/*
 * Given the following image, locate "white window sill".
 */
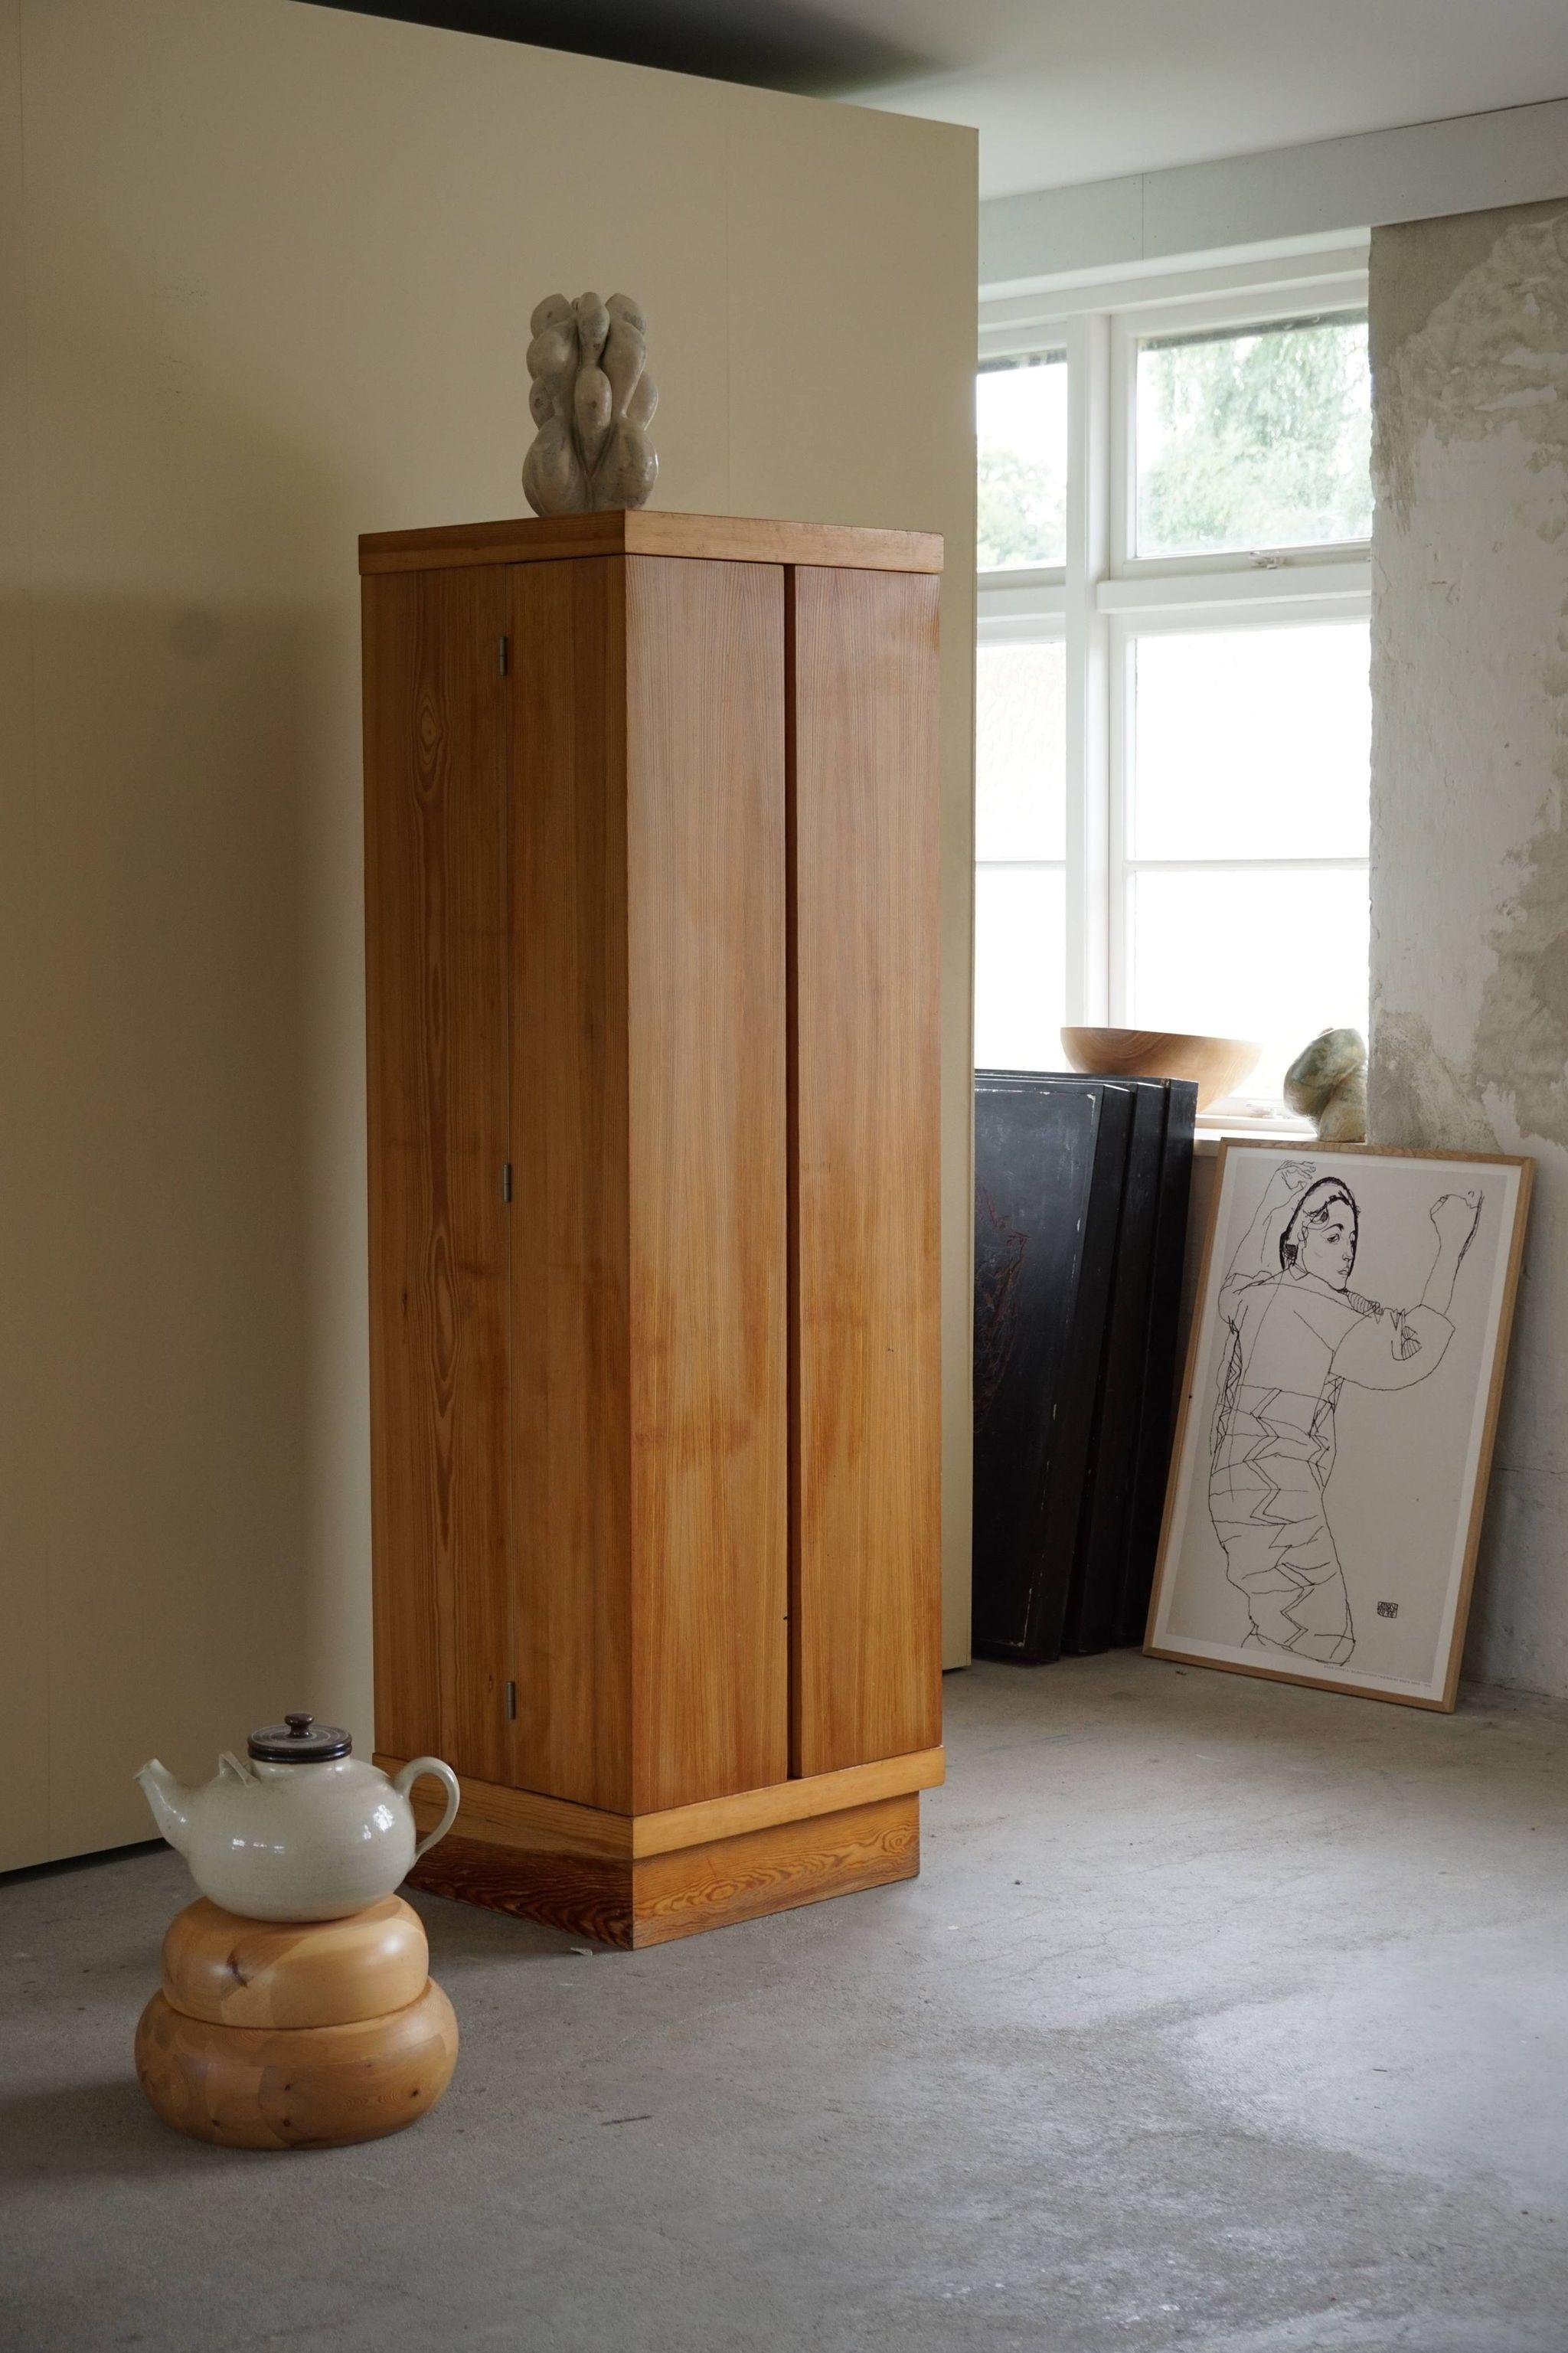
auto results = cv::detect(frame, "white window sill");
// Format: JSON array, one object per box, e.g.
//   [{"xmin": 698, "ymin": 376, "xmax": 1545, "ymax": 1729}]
[{"xmin": 1194, "ymin": 1116, "xmax": 1315, "ymax": 1158}]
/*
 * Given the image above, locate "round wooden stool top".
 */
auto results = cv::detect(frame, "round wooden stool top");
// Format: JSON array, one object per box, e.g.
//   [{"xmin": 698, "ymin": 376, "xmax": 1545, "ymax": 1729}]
[{"xmin": 161, "ymin": 1894, "xmax": 429, "ymax": 2028}]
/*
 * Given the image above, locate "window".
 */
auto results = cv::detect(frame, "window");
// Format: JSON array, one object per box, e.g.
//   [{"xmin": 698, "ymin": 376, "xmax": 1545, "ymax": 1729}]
[
  {"xmin": 977, "ymin": 353, "xmax": 1068, "ymax": 570},
  {"xmin": 975, "ymin": 257, "xmax": 1373, "ymax": 1117},
  {"xmin": 1135, "ymin": 312, "xmax": 1373, "ymax": 557},
  {"xmin": 975, "ymin": 637, "xmax": 1067, "ymax": 1067}
]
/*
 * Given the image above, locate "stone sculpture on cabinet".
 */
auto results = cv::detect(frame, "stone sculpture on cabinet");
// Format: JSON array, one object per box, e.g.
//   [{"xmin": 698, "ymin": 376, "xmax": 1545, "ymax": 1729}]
[{"xmin": 523, "ymin": 290, "xmax": 658, "ymax": 515}]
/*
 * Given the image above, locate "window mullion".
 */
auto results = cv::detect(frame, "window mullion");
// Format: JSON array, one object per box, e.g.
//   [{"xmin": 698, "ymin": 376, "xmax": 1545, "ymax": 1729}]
[
  {"xmin": 1063, "ymin": 309, "xmax": 1110, "ymax": 1025},
  {"xmin": 1125, "ymin": 855, "xmax": 1370, "ymax": 873},
  {"xmin": 1108, "ymin": 620, "xmax": 1131, "ymax": 1025},
  {"xmin": 974, "ymin": 858, "xmax": 1068, "ymax": 873}
]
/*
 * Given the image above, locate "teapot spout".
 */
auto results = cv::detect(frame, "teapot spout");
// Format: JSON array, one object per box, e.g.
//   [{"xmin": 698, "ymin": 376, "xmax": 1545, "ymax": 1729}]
[{"xmin": 136, "ymin": 1759, "xmax": 194, "ymax": 1855}]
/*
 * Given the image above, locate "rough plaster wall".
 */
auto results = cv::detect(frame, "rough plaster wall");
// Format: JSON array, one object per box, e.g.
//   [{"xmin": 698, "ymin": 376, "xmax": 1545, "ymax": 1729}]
[{"xmin": 1370, "ymin": 199, "xmax": 1568, "ymax": 1695}]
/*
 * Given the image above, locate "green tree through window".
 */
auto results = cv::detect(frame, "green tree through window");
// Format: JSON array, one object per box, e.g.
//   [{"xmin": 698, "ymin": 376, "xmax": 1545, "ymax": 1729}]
[
  {"xmin": 977, "ymin": 354, "xmax": 1067, "ymax": 571},
  {"xmin": 1137, "ymin": 313, "xmax": 1371, "ymax": 557},
  {"xmin": 978, "ymin": 446, "xmax": 1067, "ymax": 570}
]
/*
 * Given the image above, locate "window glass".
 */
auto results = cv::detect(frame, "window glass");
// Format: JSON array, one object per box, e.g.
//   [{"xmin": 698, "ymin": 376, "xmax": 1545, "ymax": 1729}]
[
  {"xmin": 976, "ymin": 639, "xmax": 1067, "ymax": 861},
  {"xmin": 975, "ymin": 866, "xmax": 1067, "ymax": 1072},
  {"xmin": 1130, "ymin": 622, "xmax": 1369, "ymax": 862},
  {"xmin": 978, "ymin": 355, "xmax": 1067, "ymax": 572},
  {"xmin": 1127, "ymin": 865, "xmax": 1369, "ymax": 1103},
  {"xmin": 1135, "ymin": 312, "xmax": 1371, "ymax": 558}
]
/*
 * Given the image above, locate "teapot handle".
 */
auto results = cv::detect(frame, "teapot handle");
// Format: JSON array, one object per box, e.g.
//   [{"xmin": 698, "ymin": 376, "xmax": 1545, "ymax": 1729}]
[{"xmin": 392, "ymin": 1757, "xmax": 461, "ymax": 1861}]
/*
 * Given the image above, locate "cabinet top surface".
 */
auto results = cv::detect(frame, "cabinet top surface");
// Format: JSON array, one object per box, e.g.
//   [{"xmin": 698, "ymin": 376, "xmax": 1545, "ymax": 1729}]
[{"xmin": 358, "ymin": 510, "xmax": 944, "ymax": 577}]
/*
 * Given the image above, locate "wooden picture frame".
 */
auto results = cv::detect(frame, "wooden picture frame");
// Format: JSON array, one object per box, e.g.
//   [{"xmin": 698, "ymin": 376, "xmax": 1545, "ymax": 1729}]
[{"xmin": 1145, "ymin": 1140, "xmax": 1533, "ymax": 1710}]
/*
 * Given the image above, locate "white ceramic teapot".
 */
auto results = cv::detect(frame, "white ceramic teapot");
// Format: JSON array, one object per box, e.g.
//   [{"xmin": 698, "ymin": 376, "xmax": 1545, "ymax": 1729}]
[{"xmin": 136, "ymin": 1713, "xmax": 460, "ymax": 1922}]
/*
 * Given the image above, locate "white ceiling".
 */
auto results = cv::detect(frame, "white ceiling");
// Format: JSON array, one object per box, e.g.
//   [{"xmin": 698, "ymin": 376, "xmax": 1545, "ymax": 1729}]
[
  {"xmin": 846, "ymin": 0, "xmax": 1568, "ymax": 197},
  {"xmin": 336, "ymin": 2, "xmax": 1568, "ymax": 201}
]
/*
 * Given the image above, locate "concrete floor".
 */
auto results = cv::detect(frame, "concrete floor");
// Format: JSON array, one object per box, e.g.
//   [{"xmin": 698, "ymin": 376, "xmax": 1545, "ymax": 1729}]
[{"xmin": 5, "ymin": 1655, "xmax": 1568, "ymax": 2353}]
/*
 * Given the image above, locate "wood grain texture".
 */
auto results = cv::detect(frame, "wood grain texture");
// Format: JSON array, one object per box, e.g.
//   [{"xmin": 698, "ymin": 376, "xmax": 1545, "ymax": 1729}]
[
  {"xmin": 364, "ymin": 567, "xmax": 511, "ymax": 1781},
  {"xmin": 631, "ymin": 1793, "xmax": 918, "ymax": 1947},
  {"xmin": 508, "ymin": 557, "xmax": 632, "ymax": 1809},
  {"xmin": 789, "ymin": 566, "xmax": 943, "ymax": 1776},
  {"xmin": 1060, "ymin": 1026, "xmax": 1261, "ymax": 1113},
  {"xmin": 135, "ymin": 1980, "xmax": 458, "ymax": 2149},
  {"xmin": 381, "ymin": 1745, "xmax": 943, "ymax": 1858},
  {"xmin": 405, "ymin": 1831, "xmax": 635, "ymax": 1947},
  {"xmin": 624, "ymin": 556, "xmax": 789, "ymax": 1810},
  {"xmin": 379, "ymin": 1751, "xmax": 633, "ymax": 1856},
  {"xmin": 508, "ymin": 554, "xmax": 788, "ymax": 1812},
  {"xmin": 160, "ymin": 1896, "xmax": 428, "ymax": 2029},
  {"xmin": 368, "ymin": 536, "xmax": 938, "ymax": 1871},
  {"xmin": 360, "ymin": 512, "xmax": 943, "ymax": 577},
  {"xmin": 404, "ymin": 1797, "xmax": 921, "ymax": 1947},
  {"xmin": 629, "ymin": 1744, "xmax": 942, "ymax": 1856}
]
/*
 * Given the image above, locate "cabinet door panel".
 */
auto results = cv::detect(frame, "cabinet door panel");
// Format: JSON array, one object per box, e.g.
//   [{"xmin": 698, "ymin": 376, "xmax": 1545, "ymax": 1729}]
[
  {"xmin": 364, "ymin": 567, "xmax": 512, "ymax": 1780},
  {"xmin": 626, "ymin": 556, "xmax": 789, "ymax": 1811},
  {"xmin": 508, "ymin": 557, "xmax": 634, "ymax": 1812},
  {"xmin": 789, "ymin": 566, "xmax": 942, "ymax": 1775}
]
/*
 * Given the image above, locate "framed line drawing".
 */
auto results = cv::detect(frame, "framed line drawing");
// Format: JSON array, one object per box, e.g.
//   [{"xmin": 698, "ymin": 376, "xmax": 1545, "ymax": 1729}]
[{"xmin": 1145, "ymin": 1142, "xmax": 1532, "ymax": 1710}]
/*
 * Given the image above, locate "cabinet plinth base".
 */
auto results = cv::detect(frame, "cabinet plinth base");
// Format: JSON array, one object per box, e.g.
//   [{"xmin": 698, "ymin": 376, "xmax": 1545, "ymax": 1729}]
[
  {"xmin": 409, "ymin": 1838, "xmax": 636, "ymax": 1946},
  {"xmin": 381, "ymin": 1749, "xmax": 942, "ymax": 1949}
]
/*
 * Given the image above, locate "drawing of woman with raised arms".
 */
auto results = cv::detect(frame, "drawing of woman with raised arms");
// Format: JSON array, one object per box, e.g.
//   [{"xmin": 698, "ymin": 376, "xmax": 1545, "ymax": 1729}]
[{"xmin": 1209, "ymin": 1161, "xmax": 1481, "ymax": 1665}]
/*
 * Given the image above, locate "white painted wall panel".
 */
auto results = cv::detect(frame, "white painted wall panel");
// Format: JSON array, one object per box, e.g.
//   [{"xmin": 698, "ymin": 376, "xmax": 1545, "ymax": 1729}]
[{"xmin": 3, "ymin": 0, "xmax": 976, "ymax": 1866}]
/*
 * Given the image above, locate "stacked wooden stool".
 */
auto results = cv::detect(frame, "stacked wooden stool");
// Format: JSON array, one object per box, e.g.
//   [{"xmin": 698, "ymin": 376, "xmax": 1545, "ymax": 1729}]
[{"xmin": 135, "ymin": 1894, "xmax": 457, "ymax": 2150}]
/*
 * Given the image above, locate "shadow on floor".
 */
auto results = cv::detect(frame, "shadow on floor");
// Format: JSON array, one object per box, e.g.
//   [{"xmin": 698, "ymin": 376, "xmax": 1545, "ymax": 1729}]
[
  {"xmin": 0, "ymin": 1840, "xmax": 167, "ymax": 1890},
  {"xmin": 0, "ymin": 2081, "xmax": 234, "ymax": 2182},
  {"xmin": 407, "ymin": 1889, "xmax": 599, "ymax": 1967}
]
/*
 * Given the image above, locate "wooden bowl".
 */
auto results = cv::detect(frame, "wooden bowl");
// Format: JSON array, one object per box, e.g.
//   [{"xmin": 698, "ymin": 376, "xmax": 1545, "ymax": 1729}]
[{"xmin": 1059, "ymin": 1027, "xmax": 1262, "ymax": 1113}]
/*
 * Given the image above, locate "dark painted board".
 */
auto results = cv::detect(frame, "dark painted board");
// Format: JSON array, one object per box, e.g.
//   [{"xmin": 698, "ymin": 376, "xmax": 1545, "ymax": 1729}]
[
  {"xmin": 974, "ymin": 1068, "xmax": 1199, "ymax": 1663},
  {"xmin": 972, "ymin": 1080, "xmax": 1097, "ymax": 1660},
  {"xmin": 1116, "ymin": 1078, "xmax": 1197, "ymax": 1646},
  {"xmin": 1060, "ymin": 1077, "xmax": 1168, "ymax": 1655},
  {"xmin": 971, "ymin": 1076, "xmax": 1132, "ymax": 1662},
  {"xmin": 1040, "ymin": 1083, "xmax": 1135, "ymax": 1660}
]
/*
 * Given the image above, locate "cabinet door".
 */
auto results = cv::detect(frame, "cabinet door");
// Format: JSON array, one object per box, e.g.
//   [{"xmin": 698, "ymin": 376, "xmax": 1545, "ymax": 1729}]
[
  {"xmin": 508, "ymin": 555, "xmax": 789, "ymax": 1815},
  {"xmin": 364, "ymin": 567, "xmax": 513, "ymax": 1781},
  {"xmin": 789, "ymin": 565, "xmax": 942, "ymax": 1775},
  {"xmin": 624, "ymin": 555, "xmax": 789, "ymax": 1812},
  {"xmin": 508, "ymin": 556, "xmax": 634, "ymax": 1811}
]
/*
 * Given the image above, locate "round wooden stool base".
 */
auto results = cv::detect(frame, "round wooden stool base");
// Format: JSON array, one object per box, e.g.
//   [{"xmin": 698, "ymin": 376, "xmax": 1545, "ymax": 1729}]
[
  {"xmin": 136, "ymin": 1895, "xmax": 456, "ymax": 2150},
  {"xmin": 136, "ymin": 1977, "xmax": 459, "ymax": 2149}
]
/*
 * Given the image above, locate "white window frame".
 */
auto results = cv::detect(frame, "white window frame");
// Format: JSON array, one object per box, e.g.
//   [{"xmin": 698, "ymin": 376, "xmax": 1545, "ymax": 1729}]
[{"xmin": 977, "ymin": 244, "xmax": 1372, "ymax": 1119}]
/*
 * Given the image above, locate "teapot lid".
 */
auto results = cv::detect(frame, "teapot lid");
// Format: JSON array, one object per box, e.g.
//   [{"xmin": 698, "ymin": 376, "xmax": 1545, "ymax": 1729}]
[{"xmin": 247, "ymin": 1711, "xmax": 352, "ymax": 1763}]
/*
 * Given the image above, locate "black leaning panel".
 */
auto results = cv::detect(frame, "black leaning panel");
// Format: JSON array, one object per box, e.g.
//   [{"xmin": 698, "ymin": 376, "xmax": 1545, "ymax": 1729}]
[
  {"xmin": 971, "ymin": 1069, "xmax": 1198, "ymax": 1664},
  {"xmin": 971, "ymin": 1074, "xmax": 1132, "ymax": 1662},
  {"xmin": 1060, "ymin": 1077, "xmax": 1168, "ymax": 1655},
  {"xmin": 1116, "ymin": 1077, "xmax": 1198, "ymax": 1646}
]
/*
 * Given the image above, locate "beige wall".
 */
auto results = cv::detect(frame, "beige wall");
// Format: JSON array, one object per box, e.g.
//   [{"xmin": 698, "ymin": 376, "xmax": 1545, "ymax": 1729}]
[
  {"xmin": 1, "ymin": 0, "xmax": 976, "ymax": 1868},
  {"xmin": 1369, "ymin": 199, "xmax": 1568, "ymax": 1698}
]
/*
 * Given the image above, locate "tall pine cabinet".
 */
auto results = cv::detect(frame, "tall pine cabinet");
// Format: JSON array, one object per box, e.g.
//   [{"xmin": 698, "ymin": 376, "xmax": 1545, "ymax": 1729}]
[{"xmin": 360, "ymin": 511, "xmax": 942, "ymax": 1946}]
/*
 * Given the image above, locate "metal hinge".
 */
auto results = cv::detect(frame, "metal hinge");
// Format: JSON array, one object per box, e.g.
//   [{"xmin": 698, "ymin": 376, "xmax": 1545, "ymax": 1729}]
[
  {"xmin": 502, "ymin": 1162, "xmax": 513, "ymax": 1203},
  {"xmin": 498, "ymin": 635, "xmax": 508, "ymax": 676},
  {"xmin": 505, "ymin": 1679, "xmax": 518, "ymax": 1721}
]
